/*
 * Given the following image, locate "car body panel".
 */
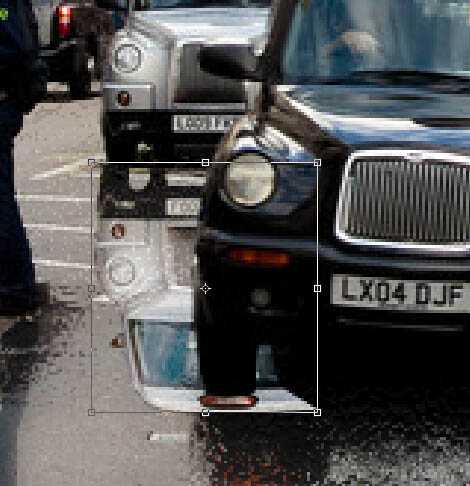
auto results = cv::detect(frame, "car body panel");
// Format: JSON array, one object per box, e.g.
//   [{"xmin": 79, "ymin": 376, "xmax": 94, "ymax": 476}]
[
  {"xmin": 103, "ymin": 7, "xmax": 269, "ymax": 110},
  {"xmin": 102, "ymin": 5, "xmax": 270, "ymax": 159},
  {"xmin": 196, "ymin": 0, "xmax": 470, "ymax": 338}
]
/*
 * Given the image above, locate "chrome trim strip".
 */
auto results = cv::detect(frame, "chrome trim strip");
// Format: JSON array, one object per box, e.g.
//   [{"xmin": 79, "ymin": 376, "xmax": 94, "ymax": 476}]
[{"xmin": 335, "ymin": 149, "xmax": 470, "ymax": 253}]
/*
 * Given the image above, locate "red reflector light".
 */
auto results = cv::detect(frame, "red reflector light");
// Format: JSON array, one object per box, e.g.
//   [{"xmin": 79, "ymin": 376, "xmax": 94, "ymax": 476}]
[
  {"xmin": 57, "ymin": 5, "xmax": 72, "ymax": 39},
  {"xmin": 110, "ymin": 334, "xmax": 126, "ymax": 348},
  {"xmin": 117, "ymin": 91, "xmax": 131, "ymax": 107},
  {"xmin": 111, "ymin": 224, "xmax": 125, "ymax": 239},
  {"xmin": 227, "ymin": 248, "xmax": 290, "ymax": 267},
  {"xmin": 200, "ymin": 395, "xmax": 258, "ymax": 409}
]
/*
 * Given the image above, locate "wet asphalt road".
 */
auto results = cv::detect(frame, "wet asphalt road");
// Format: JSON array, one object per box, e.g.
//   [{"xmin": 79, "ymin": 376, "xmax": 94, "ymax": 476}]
[{"xmin": 2, "ymin": 83, "xmax": 470, "ymax": 485}]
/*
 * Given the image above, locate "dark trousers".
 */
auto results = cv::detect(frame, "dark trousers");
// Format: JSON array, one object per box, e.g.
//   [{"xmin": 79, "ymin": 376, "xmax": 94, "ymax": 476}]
[{"xmin": 0, "ymin": 107, "xmax": 35, "ymax": 309}]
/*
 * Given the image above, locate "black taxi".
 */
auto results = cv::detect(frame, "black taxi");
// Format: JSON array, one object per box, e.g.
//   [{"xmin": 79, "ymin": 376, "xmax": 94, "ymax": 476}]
[{"xmin": 194, "ymin": 0, "xmax": 470, "ymax": 397}]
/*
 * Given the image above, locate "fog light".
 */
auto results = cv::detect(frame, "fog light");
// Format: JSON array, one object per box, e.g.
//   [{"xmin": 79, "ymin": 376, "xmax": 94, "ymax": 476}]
[
  {"xmin": 117, "ymin": 90, "xmax": 131, "ymax": 107},
  {"xmin": 199, "ymin": 395, "xmax": 257, "ymax": 409},
  {"xmin": 128, "ymin": 167, "xmax": 151, "ymax": 191},
  {"xmin": 111, "ymin": 223, "xmax": 125, "ymax": 239},
  {"xmin": 227, "ymin": 248, "xmax": 290, "ymax": 267},
  {"xmin": 251, "ymin": 288, "xmax": 270, "ymax": 308}
]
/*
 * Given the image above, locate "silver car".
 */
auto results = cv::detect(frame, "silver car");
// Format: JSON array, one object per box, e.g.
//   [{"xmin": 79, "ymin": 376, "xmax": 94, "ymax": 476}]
[{"xmin": 101, "ymin": 0, "xmax": 271, "ymax": 162}]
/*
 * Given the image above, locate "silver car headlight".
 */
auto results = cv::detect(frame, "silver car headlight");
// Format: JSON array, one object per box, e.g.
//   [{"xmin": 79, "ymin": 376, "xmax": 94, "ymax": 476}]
[
  {"xmin": 113, "ymin": 44, "xmax": 142, "ymax": 73},
  {"xmin": 224, "ymin": 155, "xmax": 275, "ymax": 206}
]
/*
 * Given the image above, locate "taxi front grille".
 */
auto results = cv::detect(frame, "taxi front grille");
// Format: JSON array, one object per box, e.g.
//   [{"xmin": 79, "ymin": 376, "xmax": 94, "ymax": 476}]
[
  {"xmin": 336, "ymin": 150, "xmax": 470, "ymax": 250},
  {"xmin": 173, "ymin": 43, "xmax": 246, "ymax": 104}
]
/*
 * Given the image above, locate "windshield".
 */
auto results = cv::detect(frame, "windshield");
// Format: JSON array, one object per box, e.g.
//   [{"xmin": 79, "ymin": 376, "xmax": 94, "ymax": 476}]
[
  {"xmin": 282, "ymin": 0, "xmax": 470, "ymax": 84},
  {"xmin": 136, "ymin": 0, "xmax": 271, "ymax": 9}
]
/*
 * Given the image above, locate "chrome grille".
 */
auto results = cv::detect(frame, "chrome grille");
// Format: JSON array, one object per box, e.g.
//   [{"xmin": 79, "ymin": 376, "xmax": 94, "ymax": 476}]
[
  {"xmin": 336, "ymin": 150, "xmax": 470, "ymax": 249},
  {"xmin": 173, "ymin": 43, "xmax": 246, "ymax": 104}
]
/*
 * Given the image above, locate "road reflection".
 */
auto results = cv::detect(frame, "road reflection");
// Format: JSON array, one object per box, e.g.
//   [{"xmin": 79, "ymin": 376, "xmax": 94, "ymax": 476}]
[{"xmin": 190, "ymin": 335, "xmax": 470, "ymax": 485}]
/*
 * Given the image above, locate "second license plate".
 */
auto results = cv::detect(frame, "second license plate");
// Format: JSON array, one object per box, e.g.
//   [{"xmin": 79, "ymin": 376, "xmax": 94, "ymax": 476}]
[
  {"xmin": 172, "ymin": 114, "xmax": 239, "ymax": 133},
  {"xmin": 331, "ymin": 274, "xmax": 470, "ymax": 312},
  {"xmin": 165, "ymin": 198, "xmax": 201, "ymax": 217}
]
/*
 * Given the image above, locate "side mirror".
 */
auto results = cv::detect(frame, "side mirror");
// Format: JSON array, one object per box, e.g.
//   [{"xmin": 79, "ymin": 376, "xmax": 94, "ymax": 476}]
[{"xmin": 199, "ymin": 45, "xmax": 265, "ymax": 81}]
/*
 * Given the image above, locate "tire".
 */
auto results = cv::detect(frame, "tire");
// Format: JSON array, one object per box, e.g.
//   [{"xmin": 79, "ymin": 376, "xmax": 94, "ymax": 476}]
[
  {"xmin": 273, "ymin": 324, "xmax": 319, "ymax": 402},
  {"xmin": 196, "ymin": 296, "xmax": 257, "ymax": 396},
  {"xmin": 68, "ymin": 40, "xmax": 92, "ymax": 99}
]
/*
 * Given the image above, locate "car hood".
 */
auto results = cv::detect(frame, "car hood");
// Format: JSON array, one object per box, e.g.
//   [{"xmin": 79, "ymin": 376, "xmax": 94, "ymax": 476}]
[
  {"xmin": 281, "ymin": 84, "xmax": 470, "ymax": 150},
  {"xmin": 132, "ymin": 7, "xmax": 269, "ymax": 42}
]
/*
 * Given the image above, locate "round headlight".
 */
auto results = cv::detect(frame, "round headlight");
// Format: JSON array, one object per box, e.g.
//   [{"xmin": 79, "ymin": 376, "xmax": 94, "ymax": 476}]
[
  {"xmin": 224, "ymin": 155, "xmax": 275, "ymax": 206},
  {"xmin": 114, "ymin": 44, "xmax": 142, "ymax": 73}
]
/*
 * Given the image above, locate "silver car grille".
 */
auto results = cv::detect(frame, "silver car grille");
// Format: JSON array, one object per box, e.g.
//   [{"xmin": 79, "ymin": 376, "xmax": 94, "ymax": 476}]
[
  {"xmin": 172, "ymin": 43, "xmax": 246, "ymax": 105},
  {"xmin": 335, "ymin": 150, "xmax": 470, "ymax": 251}
]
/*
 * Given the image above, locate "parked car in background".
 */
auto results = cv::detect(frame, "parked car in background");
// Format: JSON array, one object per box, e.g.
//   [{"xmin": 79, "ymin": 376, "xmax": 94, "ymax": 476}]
[
  {"xmin": 33, "ymin": 0, "xmax": 115, "ymax": 98},
  {"xmin": 100, "ymin": 0, "xmax": 271, "ymax": 163},
  {"xmin": 195, "ymin": 0, "xmax": 470, "ymax": 398}
]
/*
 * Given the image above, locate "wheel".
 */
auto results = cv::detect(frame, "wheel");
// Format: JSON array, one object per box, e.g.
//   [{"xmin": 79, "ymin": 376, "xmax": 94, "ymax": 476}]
[
  {"xmin": 68, "ymin": 40, "xmax": 92, "ymax": 99},
  {"xmin": 196, "ymin": 295, "xmax": 257, "ymax": 396}
]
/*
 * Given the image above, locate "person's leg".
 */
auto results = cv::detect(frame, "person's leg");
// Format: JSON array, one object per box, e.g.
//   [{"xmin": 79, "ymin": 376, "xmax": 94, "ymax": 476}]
[{"xmin": 0, "ymin": 136, "xmax": 35, "ymax": 311}]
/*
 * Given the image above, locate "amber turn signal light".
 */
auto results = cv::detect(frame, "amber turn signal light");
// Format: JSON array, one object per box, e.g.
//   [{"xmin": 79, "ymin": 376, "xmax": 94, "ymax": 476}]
[{"xmin": 227, "ymin": 248, "xmax": 290, "ymax": 267}]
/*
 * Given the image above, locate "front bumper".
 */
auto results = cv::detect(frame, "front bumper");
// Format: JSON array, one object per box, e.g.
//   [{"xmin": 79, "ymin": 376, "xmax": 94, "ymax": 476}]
[
  {"xmin": 39, "ymin": 41, "xmax": 76, "ymax": 81},
  {"xmin": 196, "ymin": 227, "xmax": 470, "ymax": 333}
]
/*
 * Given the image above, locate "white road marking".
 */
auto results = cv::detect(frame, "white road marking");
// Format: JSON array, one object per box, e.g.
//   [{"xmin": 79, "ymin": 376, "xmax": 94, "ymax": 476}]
[
  {"xmin": 16, "ymin": 194, "xmax": 90, "ymax": 203},
  {"xmin": 30, "ymin": 155, "xmax": 104, "ymax": 180},
  {"xmin": 31, "ymin": 161, "xmax": 86, "ymax": 180},
  {"xmin": 25, "ymin": 223, "xmax": 93, "ymax": 234},
  {"xmin": 147, "ymin": 432, "xmax": 189, "ymax": 443},
  {"xmin": 91, "ymin": 294, "xmax": 110, "ymax": 303},
  {"xmin": 75, "ymin": 172, "xmax": 100, "ymax": 179},
  {"xmin": 33, "ymin": 259, "xmax": 91, "ymax": 270}
]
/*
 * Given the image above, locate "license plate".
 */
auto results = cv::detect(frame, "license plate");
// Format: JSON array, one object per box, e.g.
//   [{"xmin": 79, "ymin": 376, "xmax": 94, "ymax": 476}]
[
  {"xmin": 331, "ymin": 274, "xmax": 470, "ymax": 312},
  {"xmin": 165, "ymin": 198, "xmax": 201, "ymax": 217},
  {"xmin": 172, "ymin": 114, "xmax": 239, "ymax": 133}
]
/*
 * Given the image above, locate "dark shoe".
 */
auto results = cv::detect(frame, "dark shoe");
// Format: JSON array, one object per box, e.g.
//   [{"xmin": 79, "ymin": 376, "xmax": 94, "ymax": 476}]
[
  {"xmin": 0, "ymin": 282, "xmax": 49, "ymax": 317},
  {"xmin": 1, "ymin": 317, "xmax": 39, "ymax": 349}
]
